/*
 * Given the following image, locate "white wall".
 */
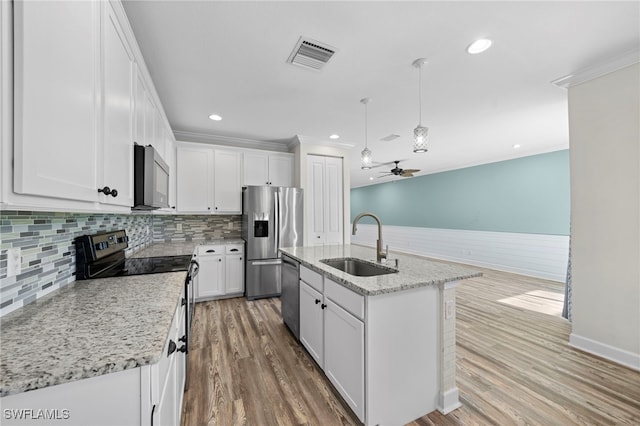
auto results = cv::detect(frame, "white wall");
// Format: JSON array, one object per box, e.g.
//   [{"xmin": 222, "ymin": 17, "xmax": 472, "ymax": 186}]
[
  {"xmin": 293, "ymin": 137, "xmax": 351, "ymax": 245},
  {"xmin": 568, "ymin": 63, "xmax": 640, "ymax": 370}
]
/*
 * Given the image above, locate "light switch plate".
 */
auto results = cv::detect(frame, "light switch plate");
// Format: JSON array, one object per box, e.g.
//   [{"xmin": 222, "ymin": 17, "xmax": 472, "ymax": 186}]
[{"xmin": 176, "ymin": 223, "xmax": 182, "ymax": 231}]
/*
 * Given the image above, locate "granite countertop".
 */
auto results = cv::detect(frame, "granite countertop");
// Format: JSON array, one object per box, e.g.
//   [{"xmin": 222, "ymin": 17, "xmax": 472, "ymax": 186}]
[
  {"xmin": 0, "ymin": 272, "xmax": 186, "ymax": 397},
  {"xmin": 131, "ymin": 238, "xmax": 245, "ymax": 258},
  {"xmin": 280, "ymin": 244, "xmax": 481, "ymax": 296}
]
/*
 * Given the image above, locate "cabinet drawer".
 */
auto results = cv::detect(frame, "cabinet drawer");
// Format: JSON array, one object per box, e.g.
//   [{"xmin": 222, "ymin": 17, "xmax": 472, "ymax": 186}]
[
  {"xmin": 225, "ymin": 244, "xmax": 244, "ymax": 254},
  {"xmin": 300, "ymin": 264, "xmax": 323, "ymax": 292},
  {"xmin": 197, "ymin": 245, "xmax": 225, "ymax": 255},
  {"xmin": 325, "ymin": 278, "xmax": 365, "ymax": 320}
]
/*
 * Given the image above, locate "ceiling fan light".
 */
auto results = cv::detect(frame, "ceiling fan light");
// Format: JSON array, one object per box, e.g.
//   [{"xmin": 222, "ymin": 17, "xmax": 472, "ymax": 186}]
[
  {"xmin": 361, "ymin": 146, "xmax": 373, "ymax": 169},
  {"xmin": 413, "ymin": 125, "xmax": 428, "ymax": 153}
]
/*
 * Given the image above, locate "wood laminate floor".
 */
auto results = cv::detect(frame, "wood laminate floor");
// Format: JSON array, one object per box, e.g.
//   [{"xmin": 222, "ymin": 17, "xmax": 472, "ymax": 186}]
[{"xmin": 181, "ymin": 265, "xmax": 640, "ymax": 426}]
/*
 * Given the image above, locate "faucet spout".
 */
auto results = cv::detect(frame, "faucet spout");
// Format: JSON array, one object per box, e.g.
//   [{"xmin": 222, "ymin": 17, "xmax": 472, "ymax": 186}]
[{"xmin": 352, "ymin": 212, "xmax": 387, "ymax": 263}]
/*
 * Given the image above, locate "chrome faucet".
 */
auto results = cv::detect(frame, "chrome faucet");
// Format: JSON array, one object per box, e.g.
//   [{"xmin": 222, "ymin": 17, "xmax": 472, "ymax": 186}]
[{"xmin": 352, "ymin": 212, "xmax": 387, "ymax": 263}]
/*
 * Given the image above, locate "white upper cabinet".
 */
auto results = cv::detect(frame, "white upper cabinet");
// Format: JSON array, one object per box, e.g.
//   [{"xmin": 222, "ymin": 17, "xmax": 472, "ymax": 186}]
[
  {"xmin": 176, "ymin": 145, "xmax": 213, "ymax": 213},
  {"xmin": 213, "ymin": 150, "xmax": 242, "ymax": 213},
  {"xmin": 10, "ymin": 0, "xmax": 174, "ymax": 212},
  {"xmin": 101, "ymin": 1, "xmax": 134, "ymax": 207},
  {"xmin": 243, "ymin": 151, "xmax": 293, "ymax": 187},
  {"xmin": 13, "ymin": 0, "xmax": 99, "ymax": 202}
]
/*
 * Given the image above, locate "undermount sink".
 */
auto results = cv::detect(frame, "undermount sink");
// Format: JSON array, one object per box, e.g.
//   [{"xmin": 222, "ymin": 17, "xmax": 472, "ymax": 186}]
[{"xmin": 320, "ymin": 257, "xmax": 398, "ymax": 277}]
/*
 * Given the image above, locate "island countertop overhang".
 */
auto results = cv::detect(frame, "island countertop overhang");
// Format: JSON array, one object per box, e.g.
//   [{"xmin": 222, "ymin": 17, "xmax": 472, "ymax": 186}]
[{"xmin": 279, "ymin": 244, "xmax": 481, "ymax": 296}]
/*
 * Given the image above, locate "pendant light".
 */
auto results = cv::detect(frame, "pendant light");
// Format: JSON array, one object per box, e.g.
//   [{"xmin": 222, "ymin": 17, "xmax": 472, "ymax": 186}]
[
  {"xmin": 360, "ymin": 97, "xmax": 373, "ymax": 169},
  {"xmin": 412, "ymin": 58, "xmax": 428, "ymax": 153}
]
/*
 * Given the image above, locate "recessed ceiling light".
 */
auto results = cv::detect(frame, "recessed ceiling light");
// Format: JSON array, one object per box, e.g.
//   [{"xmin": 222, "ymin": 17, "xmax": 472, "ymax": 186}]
[
  {"xmin": 467, "ymin": 38, "xmax": 492, "ymax": 54},
  {"xmin": 369, "ymin": 177, "xmax": 374, "ymax": 181},
  {"xmin": 208, "ymin": 114, "xmax": 222, "ymax": 121},
  {"xmin": 513, "ymin": 144, "xmax": 521, "ymax": 149},
  {"xmin": 329, "ymin": 134, "xmax": 340, "ymax": 140}
]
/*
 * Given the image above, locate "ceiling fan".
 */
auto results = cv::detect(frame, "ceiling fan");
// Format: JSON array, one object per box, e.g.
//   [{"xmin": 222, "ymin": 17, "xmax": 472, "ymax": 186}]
[{"xmin": 379, "ymin": 161, "xmax": 420, "ymax": 178}]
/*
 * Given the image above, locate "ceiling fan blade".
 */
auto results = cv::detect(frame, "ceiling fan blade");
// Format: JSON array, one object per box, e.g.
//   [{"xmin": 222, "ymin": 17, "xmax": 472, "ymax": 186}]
[
  {"xmin": 378, "ymin": 173, "xmax": 393, "ymax": 178},
  {"xmin": 403, "ymin": 169, "xmax": 420, "ymax": 173}
]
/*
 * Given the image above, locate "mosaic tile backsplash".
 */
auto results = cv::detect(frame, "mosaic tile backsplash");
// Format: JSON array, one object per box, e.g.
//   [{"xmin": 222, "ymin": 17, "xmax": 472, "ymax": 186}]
[{"xmin": 0, "ymin": 211, "xmax": 241, "ymax": 316}]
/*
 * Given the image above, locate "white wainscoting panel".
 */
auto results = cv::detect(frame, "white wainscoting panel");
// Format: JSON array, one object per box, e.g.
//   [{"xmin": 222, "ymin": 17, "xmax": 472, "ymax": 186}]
[{"xmin": 350, "ymin": 224, "xmax": 569, "ymax": 282}]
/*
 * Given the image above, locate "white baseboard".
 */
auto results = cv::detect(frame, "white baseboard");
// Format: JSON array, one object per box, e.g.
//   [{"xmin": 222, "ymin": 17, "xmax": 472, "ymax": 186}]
[
  {"xmin": 569, "ymin": 333, "xmax": 640, "ymax": 371},
  {"xmin": 438, "ymin": 387, "xmax": 461, "ymax": 414},
  {"xmin": 351, "ymin": 224, "xmax": 569, "ymax": 282}
]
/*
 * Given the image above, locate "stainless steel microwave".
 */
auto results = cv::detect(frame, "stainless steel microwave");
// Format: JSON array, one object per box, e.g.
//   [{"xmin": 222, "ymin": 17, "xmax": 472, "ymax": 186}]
[{"xmin": 133, "ymin": 144, "xmax": 169, "ymax": 210}]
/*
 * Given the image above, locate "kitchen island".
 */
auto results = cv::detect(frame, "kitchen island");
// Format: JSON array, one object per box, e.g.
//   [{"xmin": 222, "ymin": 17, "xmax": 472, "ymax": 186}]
[{"xmin": 280, "ymin": 244, "xmax": 481, "ymax": 426}]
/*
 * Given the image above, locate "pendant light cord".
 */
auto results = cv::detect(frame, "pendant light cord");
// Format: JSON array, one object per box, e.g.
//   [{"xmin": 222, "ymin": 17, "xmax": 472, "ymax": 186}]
[
  {"xmin": 365, "ymin": 102, "xmax": 368, "ymax": 148},
  {"xmin": 418, "ymin": 64, "xmax": 422, "ymax": 126}
]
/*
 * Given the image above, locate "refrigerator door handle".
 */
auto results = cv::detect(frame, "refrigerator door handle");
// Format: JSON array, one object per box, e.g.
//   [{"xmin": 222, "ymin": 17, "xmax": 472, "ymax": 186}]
[
  {"xmin": 274, "ymin": 190, "xmax": 280, "ymax": 256},
  {"xmin": 251, "ymin": 260, "xmax": 283, "ymax": 266}
]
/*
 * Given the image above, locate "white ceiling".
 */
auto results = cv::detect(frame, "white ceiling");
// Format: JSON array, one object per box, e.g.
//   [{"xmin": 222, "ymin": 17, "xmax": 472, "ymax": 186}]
[{"xmin": 122, "ymin": 1, "xmax": 639, "ymax": 188}]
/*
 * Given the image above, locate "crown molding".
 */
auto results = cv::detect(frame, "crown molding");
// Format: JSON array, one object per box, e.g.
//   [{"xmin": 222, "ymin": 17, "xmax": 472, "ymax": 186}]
[
  {"xmin": 551, "ymin": 48, "xmax": 640, "ymax": 88},
  {"xmin": 293, "ymin": 134, "xmax": 356, "ymax": 150},
  {"xmin": 172, "ymin": 130, "xmax": 292, "ymax": 152}
]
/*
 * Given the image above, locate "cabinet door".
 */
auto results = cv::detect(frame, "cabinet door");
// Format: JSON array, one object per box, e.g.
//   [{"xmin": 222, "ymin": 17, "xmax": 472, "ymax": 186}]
[
  {"xmin": 155, "ymin": 353, "xmax": 177, "ymax": 426},
  {"xmin": 134, "ymin": 71, "xmax": 146, "ymax": 145},
  {"xmin": 225, "ymin": 254, "xmax": 244, "ymax": 294},
  {"xmin": 101, "ymin": 2, "xmax": 134, "ymax": 207},
  {"xmin": 13, "ymin": 0, "xmax": 99, "ymax": 202},
  {"xmin": 324, "ymin": 156, "xmax": 343, "ymax": 244},
  {"xmin": 243, "ymin": 152, "xmax": 269, "ymax": 186},
  {"xmin": 307, "ymin": 155, "xmax": 326, "ymax": 245},
  {"xmin": 268, "ymin": 154, "xmax": 293, "ymax": 187},
  {"xmin": 196, "ymin": 255, "xmax": 225, "ymax": 298},
  {"xmin": 176, "ymin": 146, "xmax": 213, "ymax": 213},
  {"xmin": 213, "ymin": 150, "xmax": 242, "ymax": 213},
  {"xmin": 324, "ymin": 300, "xmax": 365, "ymax": 421},
  {"xmin": 300, "ymin": 281, "xmax": 324, "ymax": 367},
  {"xmin": 164, "ymin": 138, "xmax": 177, "ymax": 210}
]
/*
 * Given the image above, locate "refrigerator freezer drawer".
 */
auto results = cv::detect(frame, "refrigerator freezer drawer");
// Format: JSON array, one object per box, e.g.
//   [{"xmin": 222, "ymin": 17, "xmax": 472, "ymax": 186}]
[{"xmin": 246, "ymin": 259, "xmax": 282, "ymax": 300}]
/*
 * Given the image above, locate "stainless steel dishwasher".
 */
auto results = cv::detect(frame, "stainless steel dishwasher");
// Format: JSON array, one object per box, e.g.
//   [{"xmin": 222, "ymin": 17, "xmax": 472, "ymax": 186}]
[{"xmin": 281, "ymin": 254, "xmax": 300, "ymax": 340}]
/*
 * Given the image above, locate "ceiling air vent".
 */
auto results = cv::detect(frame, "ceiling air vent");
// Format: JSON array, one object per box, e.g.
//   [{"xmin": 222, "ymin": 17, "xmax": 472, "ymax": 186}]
[
  {"xmin": 380, "ymin": 134, "xmax": 401, "ymax": 142},
  {"xmin": 287, "ymin": 37, "xmax": 336, "ymax": 71}
]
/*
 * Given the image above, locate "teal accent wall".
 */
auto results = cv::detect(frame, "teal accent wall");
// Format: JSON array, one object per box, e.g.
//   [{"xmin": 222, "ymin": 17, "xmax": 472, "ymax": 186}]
[{"xmin": 351, "ymin": 150, "xmax": 570, "ymax": 236}]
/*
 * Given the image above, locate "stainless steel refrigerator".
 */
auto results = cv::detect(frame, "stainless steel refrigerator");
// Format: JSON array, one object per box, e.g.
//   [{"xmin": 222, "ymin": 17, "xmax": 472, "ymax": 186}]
[{"xmin": 242, "ymin": 186, "xmax": 303, "ymax": 300}]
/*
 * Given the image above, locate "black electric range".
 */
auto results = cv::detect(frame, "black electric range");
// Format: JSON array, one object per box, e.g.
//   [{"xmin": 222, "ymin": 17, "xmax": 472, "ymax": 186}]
[{"xmin": 75, "ymin": 230, "xmax": 191, "ymax": 279}]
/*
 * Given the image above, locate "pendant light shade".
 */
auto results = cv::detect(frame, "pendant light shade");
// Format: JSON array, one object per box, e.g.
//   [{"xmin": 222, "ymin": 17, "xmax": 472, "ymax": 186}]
[
  {"xmin": 412, "ymin": 58, "xmax": 429, "ymax": 153},
  {"xmin": 360, "ymin": 97, "xmax": 373, "ymax": 169}
]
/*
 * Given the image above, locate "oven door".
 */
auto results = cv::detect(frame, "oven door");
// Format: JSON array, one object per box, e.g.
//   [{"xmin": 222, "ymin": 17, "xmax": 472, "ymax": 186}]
[{"xmin": 184, "ymin": 258, "xmax": 198, "ymax": 389}]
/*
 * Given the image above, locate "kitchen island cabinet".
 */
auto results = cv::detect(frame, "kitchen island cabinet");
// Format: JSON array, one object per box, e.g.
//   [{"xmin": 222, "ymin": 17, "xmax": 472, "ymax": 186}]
[{"xmin": 281, "ymin": 244, "xmax": 481, "ymax": 426}]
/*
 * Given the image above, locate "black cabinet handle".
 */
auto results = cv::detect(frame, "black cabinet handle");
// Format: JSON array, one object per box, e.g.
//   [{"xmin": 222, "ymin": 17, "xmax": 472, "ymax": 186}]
[
  {"xmin": 98, "ymin": 186, "xmax": 111, "ymax": 195},
  {"xmin": 218, "ymin": 258, "xmax": 222, "ymax": 262},
  {"xmin": 206, "ymin": 249, "xmax": 216, "ymax": 253},
  {"xmin": 177, "ymin": 345, "xmax": 187, "ymax": 353},
  {"xmin": 208, "ymin": 207, "xmax": 211, "ymax": 210},
  {"xmin": 315, "ymin": 299, "xmax": 320, "ymax": 304},
  {"xmin": 151, "ymin": 404, "xmax": 156, "ymax": 426},
  {"xmin": 215, "ymin": 207, "xmax": 218, "ymax": 210},
  {"xmin": 110, "ymin": 188, "xmax": 118, "ymax": 197},
  {"xmin": 230, "ymin": 248, "xmax": 238, "ymax": 252},
  {"xmin": 171, "ymin": 206, "xmax": 176, "ymax": 209},
  {"xmin": 168, "ymin": 339, "xmax": 176, "ymax": 356},
  {"xmin": 179, "ymin": 335, "xmax": 186, "ymax": 343},
  {"xmin": 321, "ymin": 303, "xmax": 327, "ymax": 309},
  {"xmin": 181, "ymin": 297, "xmax": 186, "ymax": 306}
]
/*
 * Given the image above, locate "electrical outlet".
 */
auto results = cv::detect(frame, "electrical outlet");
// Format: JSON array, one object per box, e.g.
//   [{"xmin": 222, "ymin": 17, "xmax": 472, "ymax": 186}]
[
  {"xmin": 176, "ymin": 223, "xmax": 182, "ymax": 231},
  {"xmin": 445, "ymin": 300, "xmax": 454, "ymax": 320},
  {"xmin": 6, "ymin": 248, "xmax": 21, "ymax": 277}
]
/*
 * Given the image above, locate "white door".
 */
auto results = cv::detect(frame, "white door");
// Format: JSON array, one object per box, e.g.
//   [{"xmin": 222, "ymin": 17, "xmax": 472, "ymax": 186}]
[
  {"xmin": 13, "ymin": 0, "xmax": 99, "ymax": 202},
  {"xmin": 306, "ymin": 155, "xmax": 344, "ymax": 245},
  {"xmin": 243, "ymin": 152, "xmax": 269, "ymax": 186},
  {"xmin": 307, "ymin": 155, "xmax": 326, "ymax": 245},
  {"xmin": 196, "ymin": 255, "xmax": 225, "ymax": 298},
  {"xmin": 101, "ymin": 2, "xmax": 134, "ymax": 207},
  {"xmin": 176, "ymin": 146, "xmax": 212, "ymax": 213},
  {"xmin": 213, "ymin": 150, "xmax": 242, "ymax": 213},
  {"xmin": 299, "ymin": 281, "xmax": 324, "ymax": 368},
  {"xmin": 324, "ymin": 157, "xmax": 343, "ymax": 244},
  {"xmin": 324, "ymin": 299, "xmax": 365, "ymax": 421},
  {"xmin": 268, "ymin": 154, "xmax": 293, "ymax": 187},
  {"xmin": 225, "ymin": 254, "xmax": 244, "ymax": 294}
]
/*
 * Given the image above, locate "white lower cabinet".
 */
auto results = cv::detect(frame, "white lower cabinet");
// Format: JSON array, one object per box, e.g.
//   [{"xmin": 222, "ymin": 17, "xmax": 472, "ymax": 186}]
[
  {"xmin": 0, "ymin": 294, "xmax": 186, "ymax": 426},
  {"xmin": 194, "ymin": 244, "xmax": 244, "ymax": 301},
  {"xmin": 299, "ymin": 266, "xmax": 365, "ymax": 422}
]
